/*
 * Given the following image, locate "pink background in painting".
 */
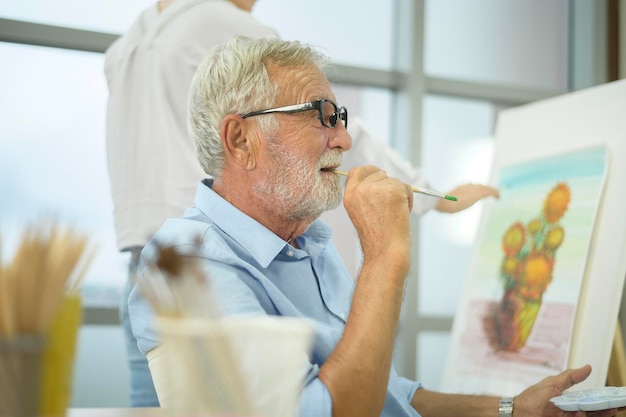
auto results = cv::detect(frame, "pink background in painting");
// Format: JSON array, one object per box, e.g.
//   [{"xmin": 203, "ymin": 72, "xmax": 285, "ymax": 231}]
[{"xmin": 450, "ymin": 299, "xmax": 574, "ymax": 391}]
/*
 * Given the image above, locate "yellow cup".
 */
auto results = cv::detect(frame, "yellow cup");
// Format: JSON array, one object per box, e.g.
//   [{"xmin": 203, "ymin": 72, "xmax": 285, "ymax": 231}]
[{"xmin": 39, "ymin": 293, "xmax": 82, "ymax": 417}]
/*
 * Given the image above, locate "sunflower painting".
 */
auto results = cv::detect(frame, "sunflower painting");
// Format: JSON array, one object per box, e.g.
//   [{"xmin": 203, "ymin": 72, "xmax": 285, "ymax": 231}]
[
  {"xmin": 442, "ymin": 145, "xmax": 607, "ymax": 396},
  {"xmin": 491, "ymin": 182, "xmax": 571, "ymax": 352}
]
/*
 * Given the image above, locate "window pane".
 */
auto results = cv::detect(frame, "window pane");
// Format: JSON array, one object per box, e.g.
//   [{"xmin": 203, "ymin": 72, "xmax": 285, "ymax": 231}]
[
  {"xmin": 0, "ymin": 42, "xmax": 125, "ymax": 306},
  {"xmin": 0, "ymin": 0, "xmax": 153, "ymax": 33},
  {"xmin": 72, "ymin": 325, "xmax": 130, "ymax": 406},
  {"xmin": 417, "ymin": 331, "xmax": 450, "ymax": 390},
  {"xmin": 419, "ymin": 95, "xmax": 499, "ymax": 316},
  {"xmin": 253, "ymin": 0, "xmax": 394, "ymax": 70},
  {"xmin": 424, "ymin": 0, "xmax": 569, "ymax": 91},
  {"xmin": 2, "ymin": 0, "xmax": 395, "ymax": 69},
  {"xmin": 333, "ymin": 84, "xmax": 393, "ymax": 145}
]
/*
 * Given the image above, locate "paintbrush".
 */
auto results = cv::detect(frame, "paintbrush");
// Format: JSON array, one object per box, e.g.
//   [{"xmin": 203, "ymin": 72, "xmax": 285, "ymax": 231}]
[
  {"xmin": 0, "ymin": 223, "xmax": 93, "ymax": 337},
  {"xmin": 330, "ymin": 169, "xmax": 458, "ymax": 201}
]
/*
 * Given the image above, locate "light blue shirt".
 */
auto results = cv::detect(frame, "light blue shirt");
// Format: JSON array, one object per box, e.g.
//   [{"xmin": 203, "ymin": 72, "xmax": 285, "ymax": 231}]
[{"xmin": 129, "ymin": 179, "xmax": 422, "ymax": 417}]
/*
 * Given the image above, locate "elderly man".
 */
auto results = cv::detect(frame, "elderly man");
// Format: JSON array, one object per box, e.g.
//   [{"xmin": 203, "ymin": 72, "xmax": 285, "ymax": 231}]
[
  {"xmin": 107, "ymin": 0, "xmax": 497, "ymax": 404},
  {"xmin": 129, "ymin": 36, "xmax": 609, "ymax": 417}
]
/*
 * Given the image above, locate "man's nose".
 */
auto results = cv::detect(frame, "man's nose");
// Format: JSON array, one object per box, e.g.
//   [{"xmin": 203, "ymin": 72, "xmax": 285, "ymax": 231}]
[{"xmin": 328, "ymin": 123, "xmax": 352, "ymax": 152}]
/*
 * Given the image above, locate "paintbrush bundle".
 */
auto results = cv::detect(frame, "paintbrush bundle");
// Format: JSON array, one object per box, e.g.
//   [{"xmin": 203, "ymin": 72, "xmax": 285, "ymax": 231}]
[
  {"xmin": 0, "ymin": 223, "xmax": 93, "ymax": 336},
  {"xmin": 0, "ymin": 222, "xmax": 94, "ymax": 417},
  {"xmin": 139, "ymin": 242, "xmax": 254, "ymax": 415},
  {"xmin": 139, "ymin": 241, "xmax": 222, "ymax": 319},
  {"xmin": 142, "ymin": 242, "xmax": 314, "ymax": 417}
]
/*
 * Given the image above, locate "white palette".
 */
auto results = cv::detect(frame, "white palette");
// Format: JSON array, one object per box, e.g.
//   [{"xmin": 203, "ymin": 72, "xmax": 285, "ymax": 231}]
[{"xmin": 551, "ymin": 387, "xmax": 626, "ymax": 411}]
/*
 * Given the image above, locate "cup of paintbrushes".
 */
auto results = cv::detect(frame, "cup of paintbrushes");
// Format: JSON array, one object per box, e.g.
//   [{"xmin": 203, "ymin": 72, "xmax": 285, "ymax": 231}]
[
  {"xmin": 0, "ymin": 334, "xmax": 46, "ymax": 417},
  {"xmin": 39, "ymin": 292, "xmax": 82, "ymax": 417},
  {"xmin": 149, "ymin": 316, "xmax": 255, "ymax": 416},
  {"xmin": 150, "ymin": 316, "xmax": 313, "ymax": 417},
  {"xmin": 0, "ymin": 223, "xmax": 92, "ymax": 417}
]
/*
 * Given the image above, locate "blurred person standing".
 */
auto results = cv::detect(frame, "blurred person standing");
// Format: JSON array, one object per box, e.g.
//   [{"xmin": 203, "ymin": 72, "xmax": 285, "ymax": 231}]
[{"xmin": 104, "ymin": 0, "xmax": 276, "ymax": 406}]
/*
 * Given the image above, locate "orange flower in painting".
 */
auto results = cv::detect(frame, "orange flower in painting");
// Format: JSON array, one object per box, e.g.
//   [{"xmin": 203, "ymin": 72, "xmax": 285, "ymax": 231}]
[
  {"xmin": 543, "ymin": 182, "xmax": 571, "ymax": 223},
  {"xmin": 502, "ymin": 222, "xmax": 526, "ymax": 256},
  {"xmin": 545, "ymin": 225, "xmax": 565, "ymax": 250},
  {"xmin": 519, "ymin": 252, "xmax": 554, "ymax": 300}
]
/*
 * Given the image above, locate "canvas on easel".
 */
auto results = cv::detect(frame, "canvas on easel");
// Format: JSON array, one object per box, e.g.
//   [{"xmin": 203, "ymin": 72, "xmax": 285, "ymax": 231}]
[
  {"xmin": 441, "ymin": 146, "xmax": 607, "ymax": 395},
  {"xmin": 441, "ymin": 79, "xmax": 626, "ymax": 396}
]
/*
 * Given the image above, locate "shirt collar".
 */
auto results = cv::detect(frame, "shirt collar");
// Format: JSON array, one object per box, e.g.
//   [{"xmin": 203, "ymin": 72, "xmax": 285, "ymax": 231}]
[{"xmin": 195, "ymin": 179, "xmax": 333, "ymax": 268}]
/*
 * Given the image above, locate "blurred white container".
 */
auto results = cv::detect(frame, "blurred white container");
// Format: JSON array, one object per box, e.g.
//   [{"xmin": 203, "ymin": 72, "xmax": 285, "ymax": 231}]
[{"xmin": 149, "ymin": 316, "xmax": 314, "ymax": 417}]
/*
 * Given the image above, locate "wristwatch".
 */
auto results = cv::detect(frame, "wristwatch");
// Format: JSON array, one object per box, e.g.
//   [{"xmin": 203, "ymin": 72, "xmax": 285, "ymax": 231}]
[{"xmin": 499, "ymin": 397, "xmax": 514, "ymax": 417}]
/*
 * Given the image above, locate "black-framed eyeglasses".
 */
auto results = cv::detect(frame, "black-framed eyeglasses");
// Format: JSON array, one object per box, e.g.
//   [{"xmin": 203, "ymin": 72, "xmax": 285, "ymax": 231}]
[{"xmin": 240, "ymin": 99, "xmax": 348, "ymax": 129}]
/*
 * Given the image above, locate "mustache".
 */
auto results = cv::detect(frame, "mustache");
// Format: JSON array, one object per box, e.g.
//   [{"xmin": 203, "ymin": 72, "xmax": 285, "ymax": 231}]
[{"xmin": 317, "ymin": 150, "xmax": 342, "ymax": 170}]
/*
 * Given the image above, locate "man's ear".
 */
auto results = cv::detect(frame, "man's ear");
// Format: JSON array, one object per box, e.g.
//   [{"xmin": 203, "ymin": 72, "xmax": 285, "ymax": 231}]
[{"xmin": 220, "ymin": 114, "xmax": 258, "ymax": 170}]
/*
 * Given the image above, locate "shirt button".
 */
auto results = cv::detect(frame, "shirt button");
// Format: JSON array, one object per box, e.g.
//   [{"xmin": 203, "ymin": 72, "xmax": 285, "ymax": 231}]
[
  {"xmin": 286, "ymin": 250, "xmax": 294, "ymax": 257},
  {"xmin": 339, "ymin": 313, "xmax": 346, "ymax": 320}
]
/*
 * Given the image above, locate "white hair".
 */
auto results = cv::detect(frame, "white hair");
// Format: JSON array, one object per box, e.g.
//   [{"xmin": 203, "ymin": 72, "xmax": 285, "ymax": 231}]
[{"xmin": 187, "ymin": 36, "xmax": 330, "ymax": 177}]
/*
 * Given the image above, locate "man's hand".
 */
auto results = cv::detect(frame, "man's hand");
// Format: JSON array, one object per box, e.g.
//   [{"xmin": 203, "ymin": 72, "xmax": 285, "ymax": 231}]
[
  {"xmin": 515, "ymin": 365, "xmax": 619, "ymax": 417},
  {"xmin": 342, "ymin": 166, "xmax": 413, "ymax": 266}
]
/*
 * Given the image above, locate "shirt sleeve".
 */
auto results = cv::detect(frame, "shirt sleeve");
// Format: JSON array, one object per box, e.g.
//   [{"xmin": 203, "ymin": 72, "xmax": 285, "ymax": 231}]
[
  {"xmin": 398, "ymin": 375, "xmax": 423, "ymax": 405},
  {"xmin": 128, "ymin": 246, "xmax": 162, "ymax": 355},
  {"xmin": 299, "ymin": 372, "xmax": 333, "ymax": 417},
  {"xmin": 344, "ymin": 117, "xmax": 438, "ymax": 217}
]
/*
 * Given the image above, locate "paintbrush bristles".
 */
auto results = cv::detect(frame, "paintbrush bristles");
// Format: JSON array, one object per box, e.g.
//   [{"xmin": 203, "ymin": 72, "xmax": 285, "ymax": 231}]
[
  {"xmin": 139, "ymin": 242, "xmax": 222, "ymax": 319},
  {"xmin": 0, "ymin": 223, "xmax": 93, "ymax": 337}
]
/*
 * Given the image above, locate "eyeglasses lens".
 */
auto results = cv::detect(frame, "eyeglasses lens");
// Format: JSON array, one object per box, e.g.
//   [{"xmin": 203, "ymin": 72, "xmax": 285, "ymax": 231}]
[
  {"xmin": 322, "ymin": 100, "xmax": 347, "ymax": 128},
  {"xmin": 338, "ymin": 107, "xmax": 347, "ymax": 128},
  {"xmin": 321, "ymin": 101, "xmax": 335, "ymax": 128}
]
